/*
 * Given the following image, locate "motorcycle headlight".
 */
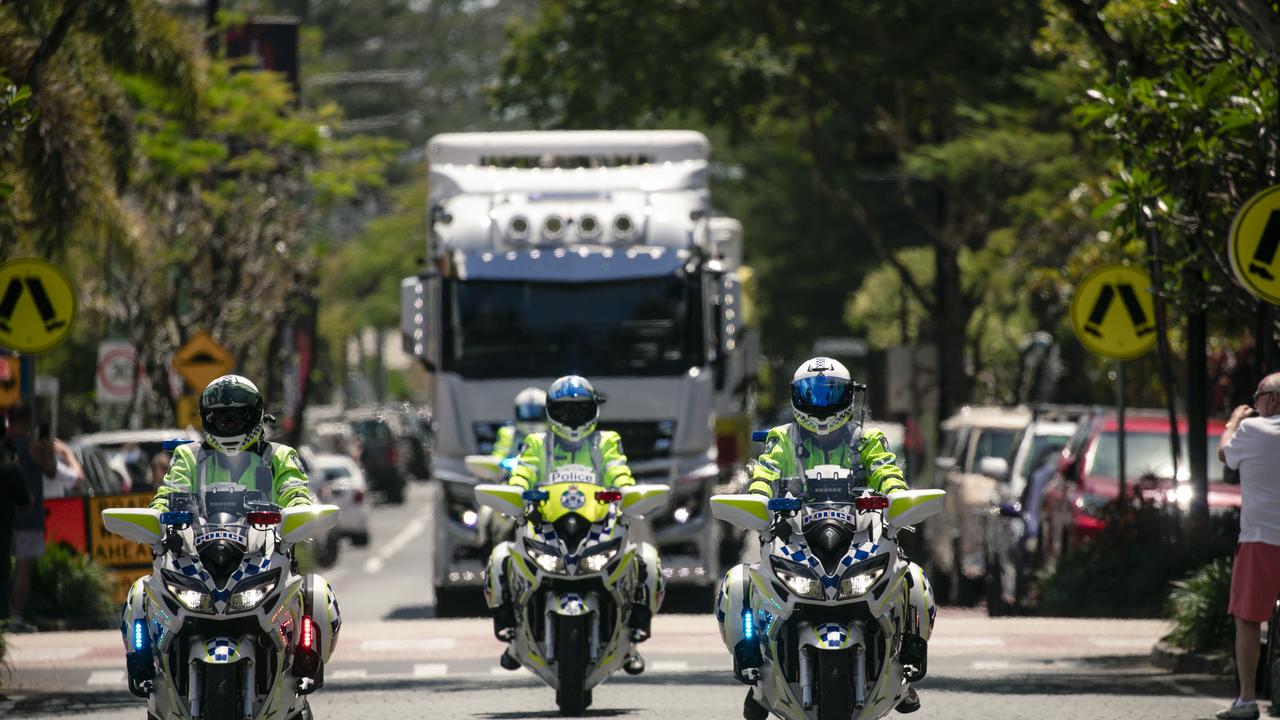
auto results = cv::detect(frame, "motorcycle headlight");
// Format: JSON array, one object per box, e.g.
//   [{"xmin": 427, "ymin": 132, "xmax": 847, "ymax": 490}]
[
  {"xmin": 770, "ymin": 558, "xmax": 824, "ymax": 600},
  {"xmin": 838, "ymin": 566, "xmax": 885, "ymax": 599},
  {"xmin": 526, "ymin": 542, "xmax": 565, "ymax": 574},
  {"xmin": 581, "ymin": 540, "xmax": 621, "ymax": 572},
  {"xmin": 165, "ymin": 582, "xmax": 213, "ymax": 612},
  {"xmin": 228, "ymin": 571, "xmax": 281, "ymax": 612}
]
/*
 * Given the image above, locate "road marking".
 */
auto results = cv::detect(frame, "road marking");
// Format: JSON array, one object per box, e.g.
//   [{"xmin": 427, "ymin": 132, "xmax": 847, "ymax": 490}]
[
  {"xmin": 929, "ymin": 637, "xmax": 1005, "ymax": 647},
  {"xmin": 414, "ymin": 663, "xmax": 449, "ymax": 678},
  {"xmin": 1088, "ymin": 637, "xmax": 1153, "ymax": 648},
  {"xmin": 491, "ymin": 666, "xmax": 531, "ymax": 676},
  {"xmin": 364, "ymin": 517, "xmax": 427, "ymax": 574},
  {"xmin": 971, "ymin": 660, "xmax": 1011, "ymax": 671},
  {"xmin": 11, "ymin": 647, "xmax": 90, "ymax": 662},
  {"xmin": 330, "ymin": 668, "xmax": 368, "ymax": 680},
  {"xmin": 650, "ymin": 660, "xmax": 690, "ymax": 672},
  {"xmin": 87, "ymin": 670, "xmax": 125, "ymax": 686},
  {"xmin": 360, "ymin": 638, "xmax": 457, "ymax": 653}
]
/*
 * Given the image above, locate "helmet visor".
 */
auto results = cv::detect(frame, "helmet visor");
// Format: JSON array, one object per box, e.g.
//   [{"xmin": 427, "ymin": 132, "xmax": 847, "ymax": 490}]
[
  {"xmin": 204, "ymin": 406, "xmax": 258, "ymax": 437},
  {"xmin": 547, "ymin": 399, "xmax": 596, "ymax": 429},
  {"xmin": 516, "ymin": 402, "xmax": 547, "ymax": 423},
  {"xmin": 792, "ymin": 376, "xmax": 854, "ymax": 419}
]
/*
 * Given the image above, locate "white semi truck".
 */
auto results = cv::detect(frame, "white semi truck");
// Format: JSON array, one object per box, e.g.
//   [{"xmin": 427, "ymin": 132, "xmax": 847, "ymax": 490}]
[{"xmin": 400, "ymin": 130, "xmax": 753, "ymax": 607}]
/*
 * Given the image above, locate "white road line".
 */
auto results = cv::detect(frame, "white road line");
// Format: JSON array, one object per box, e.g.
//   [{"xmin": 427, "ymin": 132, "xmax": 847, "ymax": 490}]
[
  {"xmin": 413, "ymin": 663, "xmax": 449, "ymax": 678},
  {"xmin": 364, "ymin": 517, "xmax": 427, "ymax": 574},
  {"xmin": 12, "ymin": 647, "xmax": 91, "ymax": 662},
  {"xmin": 87, "ymin": 670, "xmax": 125, "ymax": 686},
  {"xmin": 360, "ymin": 638, "xmax": 457, "ymax": 653},
  {"xmin": 490, "ymin": 666, "xmax": 531, "ymax": 676},
  {"xmin": 329, "ymin": 668, "xmax": 368, "ymax": 680},
  {"xmin": 971, "ymin": 660, "xmax": 1011, "ymax": 671},
  {"xmin": 1088, "ymin": 637, "xmax": 1154, "ymax": 648},
  {"xmin": 650, "ymin": 660, "xmax": 690, "ymax": 672},
  {"xmin": 929, "ymin": 637, "xmax": 1005, "ymax": 647}
]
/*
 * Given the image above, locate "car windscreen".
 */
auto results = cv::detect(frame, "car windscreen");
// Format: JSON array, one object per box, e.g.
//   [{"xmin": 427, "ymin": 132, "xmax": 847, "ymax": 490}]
[
  {"xmin": 322, "ymin": 466, "xmax": 352, "ymax": 482},
  {"xmin": 967, "ymin": 429, "xmax": 1017, "ymax": 472},
  {"xmin": 1019, "ymin": 434, "xmax": 1071, "ymax": 478},
  {"xmin": 1089, "ymin": 430, "xmax": 1225, "ymax": 482},
  {"xmin": 442, "ymin": 276, "xmax": 704, "ymax": 379}
]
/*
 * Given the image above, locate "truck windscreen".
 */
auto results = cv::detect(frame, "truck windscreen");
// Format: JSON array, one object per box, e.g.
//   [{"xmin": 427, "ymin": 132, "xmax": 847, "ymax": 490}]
[{"xmin": 442, "ymin": 276, "xmax": 704, "ymax": 379}]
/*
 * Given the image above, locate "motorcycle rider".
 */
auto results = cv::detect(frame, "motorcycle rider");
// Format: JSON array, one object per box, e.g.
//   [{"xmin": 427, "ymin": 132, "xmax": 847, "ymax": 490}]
[
  {"xmin": 484, "ymin": 375, "xmax": 658, "ymax": 673},
  {"xmin": 121, "ymin": 375, "xmax": 340, "ymax": 684},
  {"xmin": 736, "ymin": 357, "xmax": 928, "ymax": 718},
  {"xmin": 490, "ymin": 386, "xmax": 547, "ymax": 462}
]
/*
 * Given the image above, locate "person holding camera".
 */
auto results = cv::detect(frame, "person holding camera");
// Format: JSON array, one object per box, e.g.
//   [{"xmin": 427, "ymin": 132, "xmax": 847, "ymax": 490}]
[
  {"xmin": 1217, "ymin": 373, "xmax": 1280, "ymax": 719},
  {"xmin": 4, "ymin": 402, "xmax": 53, "ymax": 633}
]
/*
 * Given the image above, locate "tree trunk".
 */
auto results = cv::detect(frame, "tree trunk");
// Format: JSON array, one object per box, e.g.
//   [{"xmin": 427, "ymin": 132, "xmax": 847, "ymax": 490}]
[
  {"xmin": 933, "ymin": 244, "xmax": 970, "ymax": 419},
  {"xmin": 1186, "ymin": 287, "xmax": 1209, "ymax": 531}
]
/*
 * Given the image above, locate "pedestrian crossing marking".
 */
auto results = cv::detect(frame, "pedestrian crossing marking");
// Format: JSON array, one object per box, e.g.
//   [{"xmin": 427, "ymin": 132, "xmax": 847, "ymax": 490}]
[
  {"xmin": 413, "ymin": 663, "xmax": 448, "ymax": 677},
  {"xmin": 87, "ymin": 670, "xmax": 125, "ymax": 685},
  {"xmin": 1229, "ymin": 185, "xmax": 1280, "ymax": 304},
  {"xmin": 1070, "ymin": 265, "xmax": 1157, "ymax": 360}
]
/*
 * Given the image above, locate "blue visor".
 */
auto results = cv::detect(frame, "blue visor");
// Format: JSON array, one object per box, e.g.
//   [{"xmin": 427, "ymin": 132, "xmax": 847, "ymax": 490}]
[
  {"xmin": 516, "ymin": 403, "xmax": 546, "ymax": 422},
  {"xmin": 791, "ymin": 376, "xmax": 854, "ymax": 416},
  {"xmin": 548, "ymin": 375, "xmax": 595, "ymax": 401}
]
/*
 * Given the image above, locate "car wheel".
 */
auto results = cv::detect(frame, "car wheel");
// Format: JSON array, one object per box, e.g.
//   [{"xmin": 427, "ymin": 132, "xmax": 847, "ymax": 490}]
[{"xmin": 350, "ymin": 531, "xmax": 370, "ymax": 547}]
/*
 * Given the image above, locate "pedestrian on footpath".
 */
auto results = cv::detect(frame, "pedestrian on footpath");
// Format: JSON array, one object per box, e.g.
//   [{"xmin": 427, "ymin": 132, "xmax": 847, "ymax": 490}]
[
  {"xmin": 5, "ymin": 402, "xmax": 54, "ymax": 633},
  {"xmin": 1218, "ymin": 372, "xmax": 1280, "ymax": 719},
  {"xmin": 0, "ymin": 413, "xmax": 33, "ymax": 624}
]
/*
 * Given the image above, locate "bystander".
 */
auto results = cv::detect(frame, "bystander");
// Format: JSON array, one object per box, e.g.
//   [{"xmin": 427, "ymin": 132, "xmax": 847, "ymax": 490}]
[
  {"xmin": 1, "ymin": 413, "xmax": 33, "ymax": 623},
  {"xmin": 5, "ymin": 403, "xmax": 54, "ymax": 633},
  {"xmin": 1217, "ymin": 372, "xmax": 1280, "ymax": 719}
]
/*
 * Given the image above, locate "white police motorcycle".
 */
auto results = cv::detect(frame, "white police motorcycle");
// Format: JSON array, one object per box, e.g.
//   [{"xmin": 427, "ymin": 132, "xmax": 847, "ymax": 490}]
[
  {"xmin": 711, "ymin": 466, "xmax": 943, "ymax": 720},
  {"xmin": 475, "ymin": 479, "xmax": 669, "ymax": 716},
  {"xmin": 104, "ymin": 486, "xmax": 340, "ymax": 720}
]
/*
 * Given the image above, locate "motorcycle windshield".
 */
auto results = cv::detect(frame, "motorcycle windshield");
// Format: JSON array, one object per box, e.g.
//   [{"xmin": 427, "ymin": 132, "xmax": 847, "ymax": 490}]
[
  {"xmin": 780, "ymin": 475, "xmax": 872, "ymax": 505},
  {"xmin": 535, "ymin": 481, "xmax": 612, "ymax": 524}
]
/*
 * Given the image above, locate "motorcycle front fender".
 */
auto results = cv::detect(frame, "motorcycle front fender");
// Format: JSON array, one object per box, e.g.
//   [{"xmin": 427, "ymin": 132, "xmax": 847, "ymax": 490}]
[
  {"xmin": 549, "ymin": 591, "xmax": 600, "ymax": 617},
  {"xmin": 797, "ymin": 621, "xmax": 862, "ymax": 651},
  {"xmin": 191, "ymin": 636, "xmax": 252, "ymax": 665}
]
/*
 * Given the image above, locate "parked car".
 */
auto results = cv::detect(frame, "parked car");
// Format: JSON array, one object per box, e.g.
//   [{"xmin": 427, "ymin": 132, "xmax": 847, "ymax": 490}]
[
  {"xmin": 73, "ymin": 428, "xmax": 202, "ymax": 494},
  {"xmin": 306, "ymin": 451, "xmax": 370, "ymax": 548},
  {"xmin": 926, "ymin": 405, "xmax": 1032, "ymax": 604},
  {"xmin": 345, "ymin": 409, "xmax": 407, "ymax": 504},
  {"xmin": 66, "ymin": 440, "xmax": 128, "ymax": 496},
  {"xmin": 980, "ymin": 407, "xmax": 1082, "ymax": 615},
  {"xmin": 1036, "ymin": 408, "xmax": 1238, "ymax": 569}
]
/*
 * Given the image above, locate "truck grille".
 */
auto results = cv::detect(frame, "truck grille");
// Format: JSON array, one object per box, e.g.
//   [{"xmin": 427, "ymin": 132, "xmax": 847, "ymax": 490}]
[{"xmin": 598, "ymin": 420, "xmax": 675, "ymax": 463}]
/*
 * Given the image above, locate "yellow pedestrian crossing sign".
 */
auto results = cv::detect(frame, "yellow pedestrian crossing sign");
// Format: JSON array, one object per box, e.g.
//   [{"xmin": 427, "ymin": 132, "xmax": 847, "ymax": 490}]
[
  {"xmin": 1229, "ymin": 185, "xmax": 1280, "ymax": 305},
  {"xmin": 0, "ymin": 258, "xmax": 78, "ymax": 354},
  {"xmin": 1070, "ymin": 265, "xmax": 1157, "ymax": 360}
]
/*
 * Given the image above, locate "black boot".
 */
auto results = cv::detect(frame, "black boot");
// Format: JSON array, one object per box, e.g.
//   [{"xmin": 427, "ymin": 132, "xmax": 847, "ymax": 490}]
[
  {"xmin": 628, "ymin": 604, "xmax": 652, "ymax": 642},
  {"xmin": 623, "ymin": 652, "xmax": 645, "ymax": 675},
  {"xmin": 743, "ymin": 689, "xmax": 769, "ymax": 720},
  {"xmin": 492, "ymin": 603, "xmax": 515, "ymax": 641},
  {"xmin": 895, "ymin": 686, "xmax": 921, "ymax": 714},
  {"xmin": 499, "ymin": 648, "xmax": 521, "ymax": 671}
]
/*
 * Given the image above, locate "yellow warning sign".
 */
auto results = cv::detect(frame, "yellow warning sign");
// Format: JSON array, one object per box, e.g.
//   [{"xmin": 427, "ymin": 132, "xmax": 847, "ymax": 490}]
[
  {"xmin": 1070, "ymin": 265, "xmax": 1157, "ymax": 360},
  {"xmin": 1229, "ymin": 185, "xmax": 1280, "ymax": 305},
  {"xmin": 0, "ymin": 258, "xmax": 78, "ymax": 354},
  {"xmin": 88, "ymin": 493, "xmax": 155, "ymax": 569},
  {"xmin": 177, "ymin": 394, "xmax": 202, "ymax": 429},
  {"xmin": 172, "ymin": 330, "xmax": 235, "ymax": 392}
]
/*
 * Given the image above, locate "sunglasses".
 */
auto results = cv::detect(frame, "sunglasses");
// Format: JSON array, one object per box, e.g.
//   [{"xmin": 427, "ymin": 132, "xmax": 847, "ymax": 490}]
[{"xmin": 1254, "ymin": 391, "xmax": 1277, "ymax": 401}]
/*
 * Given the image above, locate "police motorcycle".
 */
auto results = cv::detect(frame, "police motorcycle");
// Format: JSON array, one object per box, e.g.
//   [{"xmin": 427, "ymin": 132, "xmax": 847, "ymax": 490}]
[
  {"xmin": 711, "ymin": 466, "xmax": 944, "ymax": 720},
  {"xmin": 103, "ymin": 486, "xmax": 340, "ymax": 720},
  {"xmin": 475, "ymin": 477, "xmax": 669, "ymax": 716}
]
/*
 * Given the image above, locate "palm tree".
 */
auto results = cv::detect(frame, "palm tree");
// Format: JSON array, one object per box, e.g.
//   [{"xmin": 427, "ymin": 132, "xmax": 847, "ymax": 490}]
[{"xmin": 0, "ymin": 0, "xmax": 199, "ymax": 255}]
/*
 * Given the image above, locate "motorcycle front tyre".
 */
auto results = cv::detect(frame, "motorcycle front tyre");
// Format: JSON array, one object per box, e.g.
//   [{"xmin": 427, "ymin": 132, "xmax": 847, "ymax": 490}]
[
  {"xmin": 816, "ymin": 649, "xmax": 854, "ymax": 720},
  {"xmin": 555, "ymin": 615, "xmax": 589, "ymax": 717},
  {"xmin": 202, "ymin": 663, "xmax": 241, "ymax": 720}
]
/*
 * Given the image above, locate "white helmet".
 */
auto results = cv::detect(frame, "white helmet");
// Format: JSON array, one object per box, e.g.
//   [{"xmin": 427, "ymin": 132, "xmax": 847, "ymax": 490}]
[
  {"xmin": 200, "ymin": 374, "xmax": 266, "ymax": 455},
  {"xmin": 791, "ymin": 357, "xmax": 858, "ymax": 436},
  {"xmin": 514, "ymin": 386, "xmax": 547, "ymax": 435}
]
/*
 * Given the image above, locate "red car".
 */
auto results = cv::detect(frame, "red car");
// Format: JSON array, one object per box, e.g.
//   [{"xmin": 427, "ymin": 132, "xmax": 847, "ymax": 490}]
[{"xmin": 1036, "ymin": 409, "xmax": 1239, "ymax": 565}]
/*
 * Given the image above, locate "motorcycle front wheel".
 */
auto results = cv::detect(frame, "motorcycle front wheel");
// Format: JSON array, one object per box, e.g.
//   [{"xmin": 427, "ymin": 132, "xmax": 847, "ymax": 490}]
[
  {"xmin": 816, "ymin": 649, "xmax": 853, "ymax": 720},
  {"xmin": 202, "ymin": 663, "xmax": 241, "ymax": 720},
  {"xmin": 555, "ymin": 615, "xmax": 589, "ymax": 717}
]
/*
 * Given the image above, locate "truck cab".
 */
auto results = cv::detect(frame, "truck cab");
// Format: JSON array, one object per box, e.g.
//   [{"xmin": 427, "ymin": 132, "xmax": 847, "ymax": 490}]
[{"xmin": 401, "ymin": 131, "xmax": 751, "ymax": 607}]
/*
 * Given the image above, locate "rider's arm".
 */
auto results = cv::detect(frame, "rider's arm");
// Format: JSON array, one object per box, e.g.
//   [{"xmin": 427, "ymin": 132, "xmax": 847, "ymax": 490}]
[
  {"xmin": 507, "ymin": 433, "xmax": 543, "ymax": 490},
  {"xmin": 490, "ymin": 425, "xmax": 516, "ymax": 461},
  {"xmin": 149, "ymin": 445, "xmax": 197, "ymax": 511},
  {"xmin": 747, "ymin": 427, "xmax": 789, "ymax": 497},
  {"xmin": 859, "ymin": 429, "xmax": 908, "ymax": 494},
  {"xmin": 599, "ymin": 432, "xmax": 634, "ymax": 488},
  {"xmin": 270, "ymin": 446, "xmax": 315, "ymax": 507}
]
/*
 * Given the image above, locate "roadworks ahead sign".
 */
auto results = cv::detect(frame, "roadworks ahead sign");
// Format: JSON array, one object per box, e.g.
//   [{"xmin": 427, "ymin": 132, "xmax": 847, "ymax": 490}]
[
  {"xmin": 1070, "ymin": 264, "xmax": 1157, "ymax": 360},
  {"xmin": 0, "ymin": 257, "xmax": 78, "ymax": 354},
  {"xmin": 1229, "ymin": 185, "xmax": 1280, "ymax": 305}
]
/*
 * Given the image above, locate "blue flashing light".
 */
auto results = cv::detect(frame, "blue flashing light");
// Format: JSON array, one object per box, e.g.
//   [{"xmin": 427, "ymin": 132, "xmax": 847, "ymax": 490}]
[
  {"xmin": 500, "ymin": 457, "xmax": 518, "ymax": 471},
  {"xmin": 161, "ymin": 439, "xmax": 188, "ymax": 451},
  {"xmin": 160, "ymin": 511, "xmax": 193, "ymax": 525},
  {"xmin": 751, "ymin": 430, "xmax": 769, "ymax": 443},
  {"xmin": 522, "ymin": 489, "xmax": 549, "ymax": 502},
  {"xmin": 741, "ymin": 608, "xmax": 755, "ymax": 641},
  {"xmin": 133, "ymin": 619, "xmax": 147, "ymax": 651},
  {"xmin": 767, "ymin": 498, "xmax": 802, "ymax": 512}
]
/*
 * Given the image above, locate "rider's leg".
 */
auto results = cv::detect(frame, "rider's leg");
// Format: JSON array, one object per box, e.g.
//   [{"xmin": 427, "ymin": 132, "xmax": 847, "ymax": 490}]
[
  {"xmin": 896, "ymin": 561, "xmax": 933, "ymax": 714},
  {"xmin": 628, "ymin": 542, "xmax": 664, "ymax": 642},
  {"xmin": 305, "ymin": 574, "xmax": 342, "ymax": 664},
  {"xmin": 483, "ymin": 541, "xmax": 516, "ymax": 640},
  {"xmin": 121, "ymin": 577, "xmax": 155, "ymax": 685}
]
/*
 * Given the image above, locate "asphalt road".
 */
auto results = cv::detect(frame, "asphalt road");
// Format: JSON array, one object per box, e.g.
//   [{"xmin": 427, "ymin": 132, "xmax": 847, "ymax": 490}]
[{"xmin": 1, "ymin": 481, "xmax": 1246, "ymax": 719}]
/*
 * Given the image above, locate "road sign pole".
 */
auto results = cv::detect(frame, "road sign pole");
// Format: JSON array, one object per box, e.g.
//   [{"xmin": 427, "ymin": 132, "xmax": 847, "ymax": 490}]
[{"xmin": 1116, "ymin": 360, "xmax": 1126, "ymax": 502}]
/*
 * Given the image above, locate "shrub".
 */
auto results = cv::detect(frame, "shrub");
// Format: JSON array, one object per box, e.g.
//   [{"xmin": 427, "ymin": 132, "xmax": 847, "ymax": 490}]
[
  {"xmin": 1037, "ymin": 488, "xmax": 1237, "ymax": 618},
  {"xmin": 1165, "ymin": 557, "xmax": 1234, "ymax": 653},
  {"xmin": 30, "ymin": 544, "xmax": 114, "ymax": 627}
]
